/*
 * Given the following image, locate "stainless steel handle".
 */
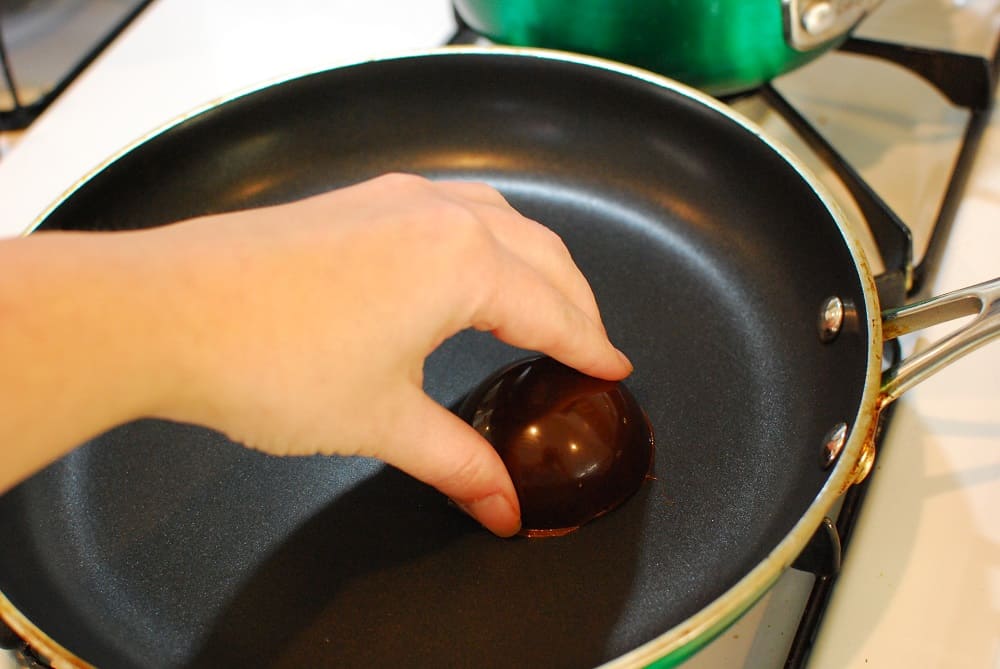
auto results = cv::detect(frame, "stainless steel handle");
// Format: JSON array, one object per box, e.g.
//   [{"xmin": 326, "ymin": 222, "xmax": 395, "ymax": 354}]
[{"xmin": 879, "ymin": 277, "xmax": 1000, "ymax": 406}]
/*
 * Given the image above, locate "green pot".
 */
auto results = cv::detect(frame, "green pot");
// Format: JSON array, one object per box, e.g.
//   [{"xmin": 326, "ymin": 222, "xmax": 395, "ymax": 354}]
[{"xmin": 454, "ymin": 0, "xmax": 880, "ymax": 95}]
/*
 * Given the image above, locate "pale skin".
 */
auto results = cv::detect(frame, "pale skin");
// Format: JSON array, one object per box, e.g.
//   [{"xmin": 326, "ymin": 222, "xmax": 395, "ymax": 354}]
[{"xmin": 0, "ymin": 173, "xmax": 631, "ymax": 537}]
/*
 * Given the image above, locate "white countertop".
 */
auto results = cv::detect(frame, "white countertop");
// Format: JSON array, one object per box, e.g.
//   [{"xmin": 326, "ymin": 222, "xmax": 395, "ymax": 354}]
[{"xmin": 1, "ymin": 1, "xmax": 997, "ymax": 667}]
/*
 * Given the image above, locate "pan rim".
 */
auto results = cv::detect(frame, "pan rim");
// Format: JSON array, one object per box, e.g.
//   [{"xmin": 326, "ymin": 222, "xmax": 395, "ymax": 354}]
[{"xmin": 3, "ymin": 46, "xmax": 884, "ymax": 668}]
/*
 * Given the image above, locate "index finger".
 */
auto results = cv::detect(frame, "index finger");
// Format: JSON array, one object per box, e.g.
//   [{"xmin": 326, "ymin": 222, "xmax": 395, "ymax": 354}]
[
  {"xmin": 471, "ymin": 246, "xmax": 632, "ymax": 381},
  {"xmin": 437, "ymin": 181, "xmax": 606, "ymax": 327}
]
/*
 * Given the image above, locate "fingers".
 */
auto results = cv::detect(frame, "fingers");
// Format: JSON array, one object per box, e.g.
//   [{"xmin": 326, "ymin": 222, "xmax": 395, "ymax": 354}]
[
  {"xmin": 428, "ymin": 181, "xmax": 631, "ymax": 380},
  {"xmin": 437, "ymin": 181, "xmax": 606, "ymax": 330},
  {"xmin": 473, "ymin": 247, "xmax": 633, "ymax": 380},
  {"xmin": 379, "ymin": 389, "xmax": 521, "ymax": 537}
]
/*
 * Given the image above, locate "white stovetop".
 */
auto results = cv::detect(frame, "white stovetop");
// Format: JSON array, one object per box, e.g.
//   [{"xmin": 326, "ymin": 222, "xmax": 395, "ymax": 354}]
[{"xmin": 0, "ymin": 1, "xmax": 997, "ymax": 668}]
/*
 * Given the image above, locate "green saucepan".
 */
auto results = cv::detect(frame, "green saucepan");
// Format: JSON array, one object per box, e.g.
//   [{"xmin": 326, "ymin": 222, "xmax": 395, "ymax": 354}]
[{"xmin": 454, "ymin": 0, "xmax": 882, "ymax": 95}]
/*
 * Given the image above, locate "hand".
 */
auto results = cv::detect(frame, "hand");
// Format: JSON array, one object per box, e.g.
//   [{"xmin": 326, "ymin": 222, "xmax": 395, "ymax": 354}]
[
  {"xmin": 0, "ymin": 174, "xmax": 631, "ymax": 536},
  {"xmin": 152, "ymin": 174, "xmax": 632, "ymax": 536}
]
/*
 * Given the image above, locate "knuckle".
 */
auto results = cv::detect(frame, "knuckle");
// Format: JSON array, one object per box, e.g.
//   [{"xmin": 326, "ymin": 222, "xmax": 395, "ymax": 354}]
[
  {"xmin": 372, "ymin": 172, "xmax": 430, "ymax": 190},
  {"xmin": 543, "ymin": 300, "xmax": 595, "ymax": 359},
  {"xmin": 466, "ymin": 182, "xmax": 508, "ymax": 204},
  {"xmin": 531, "ymin": 222, "xmax": 574, "ymax": 261},
  {"xmin": 409, "ymin": 201, "xmax": 499, "ymax": 305},
  {"xmin": 432, "ymin": 448, "xmax": 491, "ymax": 496},
  {"xmin": 439, "ymin": 203, "xmax": 496, "ymax": 258}
]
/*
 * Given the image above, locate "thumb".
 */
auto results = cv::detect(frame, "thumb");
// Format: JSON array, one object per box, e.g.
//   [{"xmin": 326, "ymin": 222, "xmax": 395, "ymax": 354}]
[{"xmin": 379, "ymin": 390, "xmax": 521, "ymax": 537}]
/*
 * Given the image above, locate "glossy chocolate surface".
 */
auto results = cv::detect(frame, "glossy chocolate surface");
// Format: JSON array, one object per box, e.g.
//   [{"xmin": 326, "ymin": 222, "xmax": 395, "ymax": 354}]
[{"xmin": 459, "ymin": 357, "xmax": 654, "ymax": 536}]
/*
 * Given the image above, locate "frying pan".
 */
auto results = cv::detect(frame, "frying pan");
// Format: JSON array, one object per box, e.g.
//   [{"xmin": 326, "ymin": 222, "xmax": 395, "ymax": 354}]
[{"xmin": 0, "ymin": 49, "xmax": 996, "ymax": 669}]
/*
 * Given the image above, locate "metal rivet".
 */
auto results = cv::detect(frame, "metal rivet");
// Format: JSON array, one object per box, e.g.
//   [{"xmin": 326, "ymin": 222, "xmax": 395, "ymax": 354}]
[
  {"xmin": 821, "ymin": 422, "xmax": 848, "ymax": 469},
  {"xmin": 818, "ymin": 296, "xmax": 844, "ymax": 343},
  {"xmin": 802, "ymin": 1, "xmax": 836, "ymax": 35}
]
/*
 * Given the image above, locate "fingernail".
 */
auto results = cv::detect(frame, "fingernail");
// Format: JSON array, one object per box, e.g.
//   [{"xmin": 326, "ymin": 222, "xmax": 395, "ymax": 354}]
[
  {"xmin": 457, "ymin": 493, "xmax": 521, "ymax": 537},
  {"xmin": 615, "ymin": 347, "xmax": 634, "ymax": 373}
]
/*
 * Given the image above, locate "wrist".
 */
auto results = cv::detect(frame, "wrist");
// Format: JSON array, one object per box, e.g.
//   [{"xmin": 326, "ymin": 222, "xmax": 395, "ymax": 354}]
[{"xmin": 0, "ymin": 231, "xmax": 186, "ymax": 488}]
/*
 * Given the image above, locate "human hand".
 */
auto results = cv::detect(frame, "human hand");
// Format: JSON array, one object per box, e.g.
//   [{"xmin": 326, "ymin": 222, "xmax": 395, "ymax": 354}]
[{"xmin": 111, "ymin": 175, "xmax": 632, "ymax": 535}]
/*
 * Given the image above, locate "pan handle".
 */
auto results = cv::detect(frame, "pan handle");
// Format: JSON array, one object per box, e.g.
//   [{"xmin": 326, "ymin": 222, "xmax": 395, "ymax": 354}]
[{"xmin": 878, "ymin": 276, "xmax": 1000, "ymax": 407}]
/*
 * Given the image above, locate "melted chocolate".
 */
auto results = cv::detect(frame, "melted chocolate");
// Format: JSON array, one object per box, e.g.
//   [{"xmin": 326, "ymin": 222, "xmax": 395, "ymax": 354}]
[{"xmin": 458, "ymin": 357, "xmax": 654, "ymax": 536}]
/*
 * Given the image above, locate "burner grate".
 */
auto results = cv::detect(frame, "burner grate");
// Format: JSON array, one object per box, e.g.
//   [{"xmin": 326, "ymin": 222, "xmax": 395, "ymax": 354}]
[{"xmin": 0, "ymin": 1, "xmax": 154, "ymax": 132}]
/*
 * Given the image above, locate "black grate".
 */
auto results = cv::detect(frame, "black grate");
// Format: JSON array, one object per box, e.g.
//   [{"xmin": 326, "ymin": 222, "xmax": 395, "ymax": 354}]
[{"xmin": 0, "ymin": 0, "xmax": 154, "ymax": 131}]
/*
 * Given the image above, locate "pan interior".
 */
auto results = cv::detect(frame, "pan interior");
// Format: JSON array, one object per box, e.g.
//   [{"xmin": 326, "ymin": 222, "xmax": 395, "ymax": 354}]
[{"xmin": 0, "ymin": 53, "xmax": 870, "ymax": 668}]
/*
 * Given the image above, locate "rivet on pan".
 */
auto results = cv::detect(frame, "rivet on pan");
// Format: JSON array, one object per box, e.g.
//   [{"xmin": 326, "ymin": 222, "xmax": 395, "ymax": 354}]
[
  {"xmin": 818, "ymin": 296, "xmax": 845, "ymax": 343},
  {"xmin": 821, "ymin": 422, "xmax": 848, "ymax": 469}
]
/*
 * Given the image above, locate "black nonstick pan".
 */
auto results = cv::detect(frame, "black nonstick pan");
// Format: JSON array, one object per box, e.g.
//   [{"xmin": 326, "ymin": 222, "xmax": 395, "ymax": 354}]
[{"xmin": 1, "ymin": 49, "xmax": 997, "ymax": 669}]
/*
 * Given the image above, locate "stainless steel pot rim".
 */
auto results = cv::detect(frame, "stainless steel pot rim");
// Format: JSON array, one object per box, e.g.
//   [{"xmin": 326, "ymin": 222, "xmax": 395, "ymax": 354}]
[{"xmin": 5, "ymin": 46, "xmax": 884, "ymax": 669}]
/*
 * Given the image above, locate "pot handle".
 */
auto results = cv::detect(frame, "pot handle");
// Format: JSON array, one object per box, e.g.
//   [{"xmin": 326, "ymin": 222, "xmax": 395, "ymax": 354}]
[{"xmin": 879, "ymin": 277, "xmax": 1000, "ymax": 407}]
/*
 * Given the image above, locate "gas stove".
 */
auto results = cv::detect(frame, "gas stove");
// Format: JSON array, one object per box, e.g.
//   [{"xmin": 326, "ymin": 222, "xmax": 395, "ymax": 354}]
[{"xmin": 1, "ymin": 1, "xmax": 998, "ymax": 667}]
